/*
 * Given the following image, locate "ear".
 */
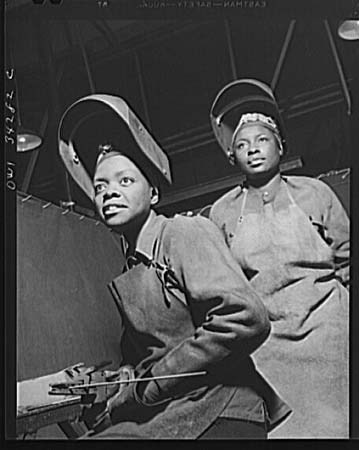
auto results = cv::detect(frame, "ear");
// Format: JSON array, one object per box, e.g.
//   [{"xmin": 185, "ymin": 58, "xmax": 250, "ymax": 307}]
[{"xmin": 150, "ymin": 187, "xmax": 160, "ymax": 206}]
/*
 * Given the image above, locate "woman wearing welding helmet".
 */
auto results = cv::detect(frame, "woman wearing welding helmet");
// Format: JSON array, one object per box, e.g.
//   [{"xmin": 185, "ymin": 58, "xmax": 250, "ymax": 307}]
[
  {"xmin": 57, "ymin": 94, "xmax": 291, "ymax": 439},
  {"xmin": 209, "ymin": 79, "xmax": 349, "ymax": 438}
]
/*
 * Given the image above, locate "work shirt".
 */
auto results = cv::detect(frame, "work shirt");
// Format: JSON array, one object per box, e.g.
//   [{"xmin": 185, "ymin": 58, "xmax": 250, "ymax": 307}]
[
  {"xmin": 210, "ymin": 175, "xmax": 349, "ymax": 438},
  {"xmin": 94, "ymin": 210, "xmax": 290, "ymax": 439}
]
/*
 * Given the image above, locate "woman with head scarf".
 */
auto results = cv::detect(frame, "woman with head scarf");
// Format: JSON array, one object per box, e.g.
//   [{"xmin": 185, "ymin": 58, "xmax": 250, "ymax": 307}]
[
  {"xmin": 57, "ymin": 94, "xmax": 291, "ymax": 439},
  {"xmin": 209, "ymin": 79, "xmax": 349, "ymax": 438}
]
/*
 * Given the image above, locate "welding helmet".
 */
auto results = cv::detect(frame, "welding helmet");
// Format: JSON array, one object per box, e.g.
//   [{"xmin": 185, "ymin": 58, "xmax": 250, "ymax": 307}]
[
  {"xmin": 210, "ymin": 78, "xmax": 287, "ymax": 164},
  {"xmin": 58, "ymin": 94, "xmax": 172, "ymax": 201}
]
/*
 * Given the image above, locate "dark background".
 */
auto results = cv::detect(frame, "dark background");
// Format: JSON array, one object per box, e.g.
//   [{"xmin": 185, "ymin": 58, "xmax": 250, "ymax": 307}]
[{"xmin": 6, "ymin": 0, "xmax": 357, "ymax": 216}]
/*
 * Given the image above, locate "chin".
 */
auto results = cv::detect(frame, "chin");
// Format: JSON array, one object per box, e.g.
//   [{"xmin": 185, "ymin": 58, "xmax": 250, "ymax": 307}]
[
  {"xmin": 246, "ymin": 168, "xmax": 267, "ymax": 177},
  {"xmin": 104, "ymin": 215, "xmax": 129, "ymax": 228}
]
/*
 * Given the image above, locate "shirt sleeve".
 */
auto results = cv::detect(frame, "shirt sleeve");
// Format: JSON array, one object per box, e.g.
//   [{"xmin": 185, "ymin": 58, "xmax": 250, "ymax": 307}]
[
  {"xmin": 320, "ymin": 181, "xmax": 350, "ymax": 286},
  {"xmin": 209, "ymin": 186, "xmax": 241, "ymax": 237},
  {"xmin": 138, "ymin": 216, "xmax": 270, "ymax": 405}
]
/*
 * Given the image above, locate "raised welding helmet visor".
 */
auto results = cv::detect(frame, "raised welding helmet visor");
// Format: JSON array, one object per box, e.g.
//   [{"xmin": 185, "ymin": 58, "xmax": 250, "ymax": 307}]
[
  {"xmin": 58, "ymin": 94, "xmax": 172, "ymax": 201},
  {"xmin": 210, "ymin": 79, "xmax": 287, "ymax": 162}
]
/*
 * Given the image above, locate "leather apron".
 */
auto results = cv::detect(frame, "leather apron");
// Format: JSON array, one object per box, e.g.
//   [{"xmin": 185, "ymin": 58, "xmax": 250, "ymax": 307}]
[
  {"xmin": 95, "ymin": 224, "xmax": 244, "ymax": 439},
  {"xmin": 230, "ymin": 181, "xmax": 349, "ymax": 438}
]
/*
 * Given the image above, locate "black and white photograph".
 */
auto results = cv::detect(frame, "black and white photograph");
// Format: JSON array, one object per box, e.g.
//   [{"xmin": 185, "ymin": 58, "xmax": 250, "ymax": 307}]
[{"xmin": 4, "ymin": 0, "xmax": 358, "ymax": 441}]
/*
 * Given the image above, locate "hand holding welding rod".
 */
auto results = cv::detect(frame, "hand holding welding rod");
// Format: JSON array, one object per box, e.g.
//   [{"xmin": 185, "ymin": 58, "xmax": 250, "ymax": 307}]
[{"xmin": 61, "ymin": 370, "xmax": 207, "ymax": 390}]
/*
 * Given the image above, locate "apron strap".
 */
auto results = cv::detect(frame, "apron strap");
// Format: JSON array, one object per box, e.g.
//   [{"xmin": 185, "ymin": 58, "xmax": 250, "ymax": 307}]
[
  {"xmin": 239, "ymin": 188, "xmax": 248, "ymax": 220},
  {"xmin": 151, "ymin": 219, "xmax": 186, "ymax": 307},
  {"xmin": 282, "ymin": 178, "xmax": 297, "ymax": 206},
  {"xmin": 152, "ymin": 219, "xmax": 171, "ymax": 263}
]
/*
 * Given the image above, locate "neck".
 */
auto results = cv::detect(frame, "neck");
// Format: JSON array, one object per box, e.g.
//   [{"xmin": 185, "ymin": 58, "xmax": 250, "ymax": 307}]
[
  {"xmin": 247, "ymin": 168, "xmax": 281, "ymax": 190},
  {"xmin": 113, "ymin": 210, "xmax": 151, "ymax": 256},
  {"xmin": 123, "ymin": 228, "xmax": 140, "ymax": 256}
]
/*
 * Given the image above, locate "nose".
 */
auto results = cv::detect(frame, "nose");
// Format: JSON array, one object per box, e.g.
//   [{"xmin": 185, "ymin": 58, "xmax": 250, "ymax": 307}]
[
  {"xmin": 103, "ymin": 182, "xmax": 122, "ymax": 201},
  {"xmin": 247, "ymin": 144, "xmax": 260, "ymax": 156}
]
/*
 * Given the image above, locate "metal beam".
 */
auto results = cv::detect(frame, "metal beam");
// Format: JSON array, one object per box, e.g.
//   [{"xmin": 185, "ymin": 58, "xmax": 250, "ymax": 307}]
[
  {"xmin": 286, "ymin": 98, "xmax": 345, "ymax": 120},
  {"xmin": 323, "ymin": 20, "xmax": 352, "ymax": 115},
  {"xmin": 134, "ymin": 51, "xmax": 151, "ymax": 128},
  {"xmin": 159, "ymin": 156, "xmax": 303, "ymax": 209},
  {"xmin": 162, "ymin": 86, "xmax": 348, "ymax": 156},
  {"xmin": 75, "ymin": 24, "xmax": 96, "ymax": 93},
  {"xmin": 224, "ymin": 18, "xmax": 238, "ymax": 80},
  {"xmin": 271, "ymin": 20, "xmax": 296, "ymax": 91}
]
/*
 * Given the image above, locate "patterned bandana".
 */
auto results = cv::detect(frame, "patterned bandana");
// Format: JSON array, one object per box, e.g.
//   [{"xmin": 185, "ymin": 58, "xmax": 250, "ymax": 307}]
[{"xmin": 230, "ymin": 112, "xmax": 283, "ymax": 154}]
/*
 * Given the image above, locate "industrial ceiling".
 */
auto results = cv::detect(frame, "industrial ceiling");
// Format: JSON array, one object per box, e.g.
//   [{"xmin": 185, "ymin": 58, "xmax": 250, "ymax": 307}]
[{"xmin": 6, "ymin": 0, "xmax": 358, "ymax": 216}]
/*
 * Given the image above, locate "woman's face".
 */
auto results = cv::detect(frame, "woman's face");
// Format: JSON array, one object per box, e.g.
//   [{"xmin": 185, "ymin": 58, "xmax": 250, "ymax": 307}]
[
  {"xmin": 232, "ymin": 123, "xmax": 281, "ymax": 178},
  {"xmin": 93, "ymin": 154, "xmax": 153, "ymax": 233}
]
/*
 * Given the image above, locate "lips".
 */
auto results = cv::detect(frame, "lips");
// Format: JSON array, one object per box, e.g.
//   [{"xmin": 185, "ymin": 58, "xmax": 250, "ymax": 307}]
[
  {"xmin": 102, "ymin": 203, "xmax": 128, "ymax": 216},
  {"xmin": 248, "ymin": 158, "xmax": 265, "ymax": 166}
]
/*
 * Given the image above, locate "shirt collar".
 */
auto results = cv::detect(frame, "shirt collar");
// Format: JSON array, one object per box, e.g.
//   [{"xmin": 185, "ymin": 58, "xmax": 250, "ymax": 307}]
[
  {"xmin": 247, "ymin": 174, "xmax": 283, "ymax": 203},
  {"xmin": 121, "ymin": 209, "xmax": 167, "ymax": 263}
]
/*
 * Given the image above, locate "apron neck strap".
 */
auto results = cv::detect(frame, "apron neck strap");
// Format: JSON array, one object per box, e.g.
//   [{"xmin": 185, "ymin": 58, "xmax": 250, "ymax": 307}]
[
  {"xmin": 151, "ymin": 219, "xmax": 172, "ymax": 264},
  {"xmin": 282, "ymin": 178, "xmax": 296, "ymax": 206},
  {"xmin": 240, "ymin": 188, "xmax": 249, "ymax": 218}
]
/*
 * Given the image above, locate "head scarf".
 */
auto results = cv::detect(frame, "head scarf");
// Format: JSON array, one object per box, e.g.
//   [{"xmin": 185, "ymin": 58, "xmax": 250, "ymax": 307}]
[{"xmin": 230, "ymin": 112, "xmax": 284, "ymax": 156}]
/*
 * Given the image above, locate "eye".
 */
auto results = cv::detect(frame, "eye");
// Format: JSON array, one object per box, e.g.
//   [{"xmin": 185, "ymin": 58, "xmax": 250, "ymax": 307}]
[
  {"xmin": 234, "ymin": 142, "xmax": 247, "ymax": 152},
  {"xmin": 258, "ymin": 136, "xmax": 269, "ymax": 143},
  {"xmin": 120, "ymin": 176, "xmax": 135, "ymax": 187},
  {"xmin": 94, "ymin": 183, "xmax": 106, "ymax": 195}
]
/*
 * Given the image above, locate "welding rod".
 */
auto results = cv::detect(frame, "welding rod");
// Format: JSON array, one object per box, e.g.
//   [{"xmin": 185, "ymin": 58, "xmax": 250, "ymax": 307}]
[{"xmin": 53, "ymin": 371, "xmax": 207, "ymax": 390}]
